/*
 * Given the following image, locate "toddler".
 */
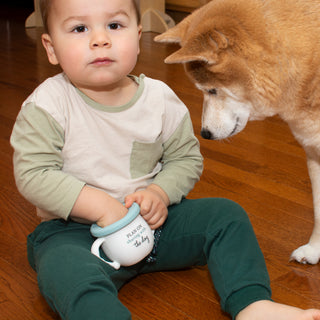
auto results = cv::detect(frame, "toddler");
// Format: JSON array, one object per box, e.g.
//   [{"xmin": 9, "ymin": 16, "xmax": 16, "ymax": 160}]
[{"xmin": 10, "ymin": 0, "xmax": 320, "ymax": 319}]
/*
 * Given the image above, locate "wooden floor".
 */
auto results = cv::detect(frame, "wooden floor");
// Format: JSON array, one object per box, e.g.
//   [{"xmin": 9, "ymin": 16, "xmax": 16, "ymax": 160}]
[{"xmin": 1, "ymin": 4, "xmax": 320, "ymax": 320}]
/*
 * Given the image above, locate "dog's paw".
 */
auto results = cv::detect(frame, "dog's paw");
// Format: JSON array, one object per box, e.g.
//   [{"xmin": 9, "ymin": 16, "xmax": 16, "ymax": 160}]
[{"xmin": 290, "ymin": 244, "xmax": 320, "ymax": 264}]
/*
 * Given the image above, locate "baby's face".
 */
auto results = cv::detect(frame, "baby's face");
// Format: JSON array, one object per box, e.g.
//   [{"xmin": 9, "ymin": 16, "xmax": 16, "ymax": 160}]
[{"xmin": 42, "ymin": 0, "xmax": 141, "ymax": 91}]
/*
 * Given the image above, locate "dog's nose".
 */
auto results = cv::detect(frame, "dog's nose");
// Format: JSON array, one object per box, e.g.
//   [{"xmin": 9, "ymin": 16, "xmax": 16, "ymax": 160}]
[{"xmin": 201, "ymin": 128, "xmax": 213, "ymax": 140}]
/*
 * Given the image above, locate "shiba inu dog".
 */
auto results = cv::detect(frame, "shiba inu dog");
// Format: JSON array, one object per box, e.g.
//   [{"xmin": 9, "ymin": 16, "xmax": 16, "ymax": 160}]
[{"xmin": 155, "ymin": 0, "xmax": 320, "ymax": 264}]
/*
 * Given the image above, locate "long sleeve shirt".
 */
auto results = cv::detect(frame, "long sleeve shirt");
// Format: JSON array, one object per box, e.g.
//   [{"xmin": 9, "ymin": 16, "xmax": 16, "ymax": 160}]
[{"xmin": 11, "ymin": 73, "xmax": 203, "ymax": 221}]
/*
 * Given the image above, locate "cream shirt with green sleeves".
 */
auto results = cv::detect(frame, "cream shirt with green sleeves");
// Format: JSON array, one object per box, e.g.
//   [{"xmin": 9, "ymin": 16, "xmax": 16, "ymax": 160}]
[{"xmin": 11, "ymin": 73, "xmax": 203, "ymax": 221}]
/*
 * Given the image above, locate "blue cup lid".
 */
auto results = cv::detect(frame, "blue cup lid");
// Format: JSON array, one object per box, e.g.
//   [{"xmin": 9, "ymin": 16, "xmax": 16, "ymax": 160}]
[{"xmin": 90, "ymin": 202, "xmax": 140, "ymax": 237}]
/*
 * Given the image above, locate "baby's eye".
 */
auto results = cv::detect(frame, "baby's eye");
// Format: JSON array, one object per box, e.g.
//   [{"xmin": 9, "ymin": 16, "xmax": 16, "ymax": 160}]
[
  {"xmin": 72, "ymin": 25, "xmax": 88, "ymax": 33},
  {"xmin": 108, "ymin": 23, "xmax": 122, "ymax": 30}
]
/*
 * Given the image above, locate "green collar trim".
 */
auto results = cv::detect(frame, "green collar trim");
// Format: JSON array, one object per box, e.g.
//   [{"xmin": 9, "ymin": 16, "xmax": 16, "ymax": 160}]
[{"xmin": 76, "ymin": 74, "xmax": 145, "ymax": 113}]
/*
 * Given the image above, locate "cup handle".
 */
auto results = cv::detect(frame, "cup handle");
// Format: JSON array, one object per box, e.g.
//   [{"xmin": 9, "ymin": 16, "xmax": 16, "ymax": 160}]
[{"xmin": 91, "ymin": 237, "xmax": 121, "ymax": 270}]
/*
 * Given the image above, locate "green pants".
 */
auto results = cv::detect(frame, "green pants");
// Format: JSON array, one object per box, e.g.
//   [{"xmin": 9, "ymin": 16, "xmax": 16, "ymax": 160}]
[{"xmin": 27, "ymin": 198, "xmax": 271, "ymax": 320}]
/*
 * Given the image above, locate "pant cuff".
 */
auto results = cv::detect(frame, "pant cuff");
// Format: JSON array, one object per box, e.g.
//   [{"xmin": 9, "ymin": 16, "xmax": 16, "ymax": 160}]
[{"xmin": 224, "ymin": 285, "xmax": 272, "ymax": 319}]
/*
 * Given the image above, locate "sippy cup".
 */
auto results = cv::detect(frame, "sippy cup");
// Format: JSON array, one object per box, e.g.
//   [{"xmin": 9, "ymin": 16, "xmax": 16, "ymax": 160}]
[{"xmin": 90, "ymin": 202, "xmax": 154, "ymax": 269}]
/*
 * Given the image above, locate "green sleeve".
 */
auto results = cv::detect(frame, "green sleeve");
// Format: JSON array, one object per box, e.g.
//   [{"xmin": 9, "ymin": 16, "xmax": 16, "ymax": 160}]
[
  {"xmin": 153, "ymin": 113, "xmax": 203, "ymax": 204},
  {"xmin": 10, "ymin": 103, "xmax": 85, "ymax": 219}
]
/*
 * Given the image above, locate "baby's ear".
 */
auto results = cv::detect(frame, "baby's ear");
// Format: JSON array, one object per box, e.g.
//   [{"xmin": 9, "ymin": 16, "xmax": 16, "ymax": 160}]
[{"xmin": 41, "ymin": 33, "xmax": 59, "ymax": 65}]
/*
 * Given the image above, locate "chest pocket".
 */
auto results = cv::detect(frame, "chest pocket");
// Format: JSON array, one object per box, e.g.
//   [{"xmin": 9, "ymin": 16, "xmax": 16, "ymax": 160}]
[{"xmin": 130, "ymin": 138, "xmax": 163, "ymax": 179}]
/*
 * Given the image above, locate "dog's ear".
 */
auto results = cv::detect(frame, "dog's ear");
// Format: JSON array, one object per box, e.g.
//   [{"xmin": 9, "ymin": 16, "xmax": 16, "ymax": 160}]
[
  {"xmin": 163, "ymin": 29, "xmax": 229, "ymax": 65},
  {"xmin": 163, "ymin": 46, "xmax": 218, "ymax": 64},
  {"xmin": 154, "ymin": 15, "xmax": 192, "ymax": 44}
]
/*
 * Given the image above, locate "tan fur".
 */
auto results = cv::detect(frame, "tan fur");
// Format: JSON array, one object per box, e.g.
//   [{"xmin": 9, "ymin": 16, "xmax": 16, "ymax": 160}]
[{"xmin": 155, "ymin": 0, "xmax": 320, "ymax": 264}]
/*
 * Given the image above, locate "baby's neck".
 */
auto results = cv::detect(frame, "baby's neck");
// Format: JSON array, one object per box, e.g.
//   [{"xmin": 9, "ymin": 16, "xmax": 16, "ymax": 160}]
[{"xmin": 79, "ymin": 76, "xmax": 138, "ymax": 107}]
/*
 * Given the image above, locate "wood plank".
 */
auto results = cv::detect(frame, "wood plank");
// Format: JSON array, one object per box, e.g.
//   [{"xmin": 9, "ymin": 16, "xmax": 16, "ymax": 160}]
[
  {"xmin": 0, "ymin": 259, "xmax": 58, "ymax": 320},
  {"xmin": 119, "ymin": 272, "xmax": 228, "ymax": 320}
]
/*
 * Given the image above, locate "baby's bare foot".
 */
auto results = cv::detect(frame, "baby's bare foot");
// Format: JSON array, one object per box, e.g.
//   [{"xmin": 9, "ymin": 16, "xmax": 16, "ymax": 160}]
[{"xmin": 236, "ymin": 300, "xmax": 320, "ymax": 320}]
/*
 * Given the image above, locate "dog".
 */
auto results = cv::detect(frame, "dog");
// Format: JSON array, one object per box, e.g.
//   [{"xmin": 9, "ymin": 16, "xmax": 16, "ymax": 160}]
[{"xmin": 155, "ymin": 0, "xmax": 320, "ymax": 264}]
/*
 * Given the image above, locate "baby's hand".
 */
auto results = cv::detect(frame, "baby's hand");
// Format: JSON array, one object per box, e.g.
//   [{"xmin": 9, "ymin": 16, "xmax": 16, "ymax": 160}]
[
  {"xmin": 70, "ymin": 185, "xmax": 128, "ymax": 228},
  {"xmin": 125, "ymin": 185, "xmax": 169, "ymax": 229},
  {"xmin": 95, "ymin": 200, "xmax": 128, "ymax": 228}
]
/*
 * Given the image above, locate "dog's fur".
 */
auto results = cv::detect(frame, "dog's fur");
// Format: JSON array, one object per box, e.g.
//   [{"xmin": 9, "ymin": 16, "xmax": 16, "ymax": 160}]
[{"xmin": 155, "ymin": 0, "xmax": 320, "ymax": 264}]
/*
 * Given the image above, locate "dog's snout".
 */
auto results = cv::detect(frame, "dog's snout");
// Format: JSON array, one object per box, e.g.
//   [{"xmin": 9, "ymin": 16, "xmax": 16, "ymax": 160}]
[{"xmin": 201, "ymin": 128, "xmax": 214, "ymax": 140}]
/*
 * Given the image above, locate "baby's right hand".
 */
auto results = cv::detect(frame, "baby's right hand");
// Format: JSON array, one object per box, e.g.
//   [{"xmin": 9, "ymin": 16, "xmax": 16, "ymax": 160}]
[
  {"xmin": 70, "ymin": 185, "xmax": 128, "ymax": 227},
  {"xmin": 95, "ymin": 201, "xmax": 128, "ymax": 228}
]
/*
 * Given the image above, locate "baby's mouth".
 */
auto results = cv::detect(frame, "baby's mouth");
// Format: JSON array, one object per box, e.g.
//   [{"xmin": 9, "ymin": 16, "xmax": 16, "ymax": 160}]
[{"xmin": 91, "ymin": 57, "xmax": 114, "ymax": 66}]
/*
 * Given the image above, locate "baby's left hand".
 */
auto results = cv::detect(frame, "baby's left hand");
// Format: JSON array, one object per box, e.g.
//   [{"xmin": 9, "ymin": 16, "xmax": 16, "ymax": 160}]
[{"xmin": 125, "ymin": 184, "xmax": 169, "ymax": 229}]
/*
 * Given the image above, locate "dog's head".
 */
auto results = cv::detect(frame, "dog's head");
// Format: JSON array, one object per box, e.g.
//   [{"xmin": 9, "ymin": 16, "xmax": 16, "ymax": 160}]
[{"xmin": 155, "ymin": 1, "xmax": 277, "ymax": 140}]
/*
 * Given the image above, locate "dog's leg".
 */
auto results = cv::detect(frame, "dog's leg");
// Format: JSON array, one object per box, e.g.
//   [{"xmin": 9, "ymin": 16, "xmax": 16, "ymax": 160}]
[{"xmin": 290, "ymin": 156, "xmax": 320, "ymax": 264}]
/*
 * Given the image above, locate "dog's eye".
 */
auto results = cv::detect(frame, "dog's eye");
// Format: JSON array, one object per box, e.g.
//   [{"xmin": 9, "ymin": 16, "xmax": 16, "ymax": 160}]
[{"xmin": 208, "ymin": 89, "xmax": 217, "ymax": 95}]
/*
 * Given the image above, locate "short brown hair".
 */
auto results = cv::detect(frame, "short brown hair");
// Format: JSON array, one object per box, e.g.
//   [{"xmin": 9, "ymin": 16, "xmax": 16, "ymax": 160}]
[{"xmin": 40, "ymin": 0, "xmax": 141, "ymax": 33}]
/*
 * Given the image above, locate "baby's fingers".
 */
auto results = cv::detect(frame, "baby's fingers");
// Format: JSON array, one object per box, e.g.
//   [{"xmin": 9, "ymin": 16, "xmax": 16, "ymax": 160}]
[
  {"xmin": 148, "ymin": 211, "xmax": 168, "ymax": 230},
  {"xmin": 140, "ymin": 199, "xmax": 153, "ymax": 216},
  {"xmin": 124, "ymin": 194, "xmax": 142, "ymax": 208}
]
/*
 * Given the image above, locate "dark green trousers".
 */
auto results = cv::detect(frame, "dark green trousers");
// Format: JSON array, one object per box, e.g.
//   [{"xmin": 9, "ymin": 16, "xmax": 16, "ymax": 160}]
[{"xmin": 27, "ymin": 198, "xmax": 271, "ymax": 320}]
